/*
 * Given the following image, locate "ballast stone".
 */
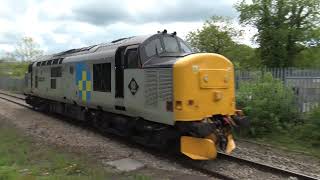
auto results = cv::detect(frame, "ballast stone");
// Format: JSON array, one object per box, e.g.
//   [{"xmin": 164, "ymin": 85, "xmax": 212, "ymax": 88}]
[{"xmin": 105, "ymin": 158, "xmax": 145, "ymax": 172}]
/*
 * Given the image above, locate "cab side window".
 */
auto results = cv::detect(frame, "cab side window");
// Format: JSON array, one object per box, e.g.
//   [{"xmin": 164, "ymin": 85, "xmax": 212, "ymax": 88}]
[
  {"xmin": 126, "ymin": 49, "xmax": 140, "ymax": 68},
  {"xmin": 179, "ymin": 39, "xmax": 193, "ymax": 53},
  {"xmin": 93, "ymin": 63, "xmax": 111, "ymax": 92}
]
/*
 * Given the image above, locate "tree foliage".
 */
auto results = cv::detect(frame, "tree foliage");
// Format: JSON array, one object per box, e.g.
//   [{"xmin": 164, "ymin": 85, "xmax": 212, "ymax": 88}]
[
  {"xmin": 297, "ymin": 107, "xmax": 320, "ymax": 147},
  {"xmin": 12, "ymin": 37, "xmax": 43, "ymax": 61},
  {"xmin": 186, "ymin": 16, "xmax": 238, "ymax": 54},
  {"xmin": 293, "ymin": 46, "xmax": 320, "ymax": 68},
  {"xmin": 224, "ymin": 44, "xmax": 260, "ymax": 69},
  {"xmin": 0, "ymin": 61, "xmax": 29, "ymax": 77},
  {"xmin": 186, "ymin": 16, "xmax": 258, "ymax": 69},
  {"xmin": 236, "ymin": 0, "xmax": 320, "ymax": 68}
]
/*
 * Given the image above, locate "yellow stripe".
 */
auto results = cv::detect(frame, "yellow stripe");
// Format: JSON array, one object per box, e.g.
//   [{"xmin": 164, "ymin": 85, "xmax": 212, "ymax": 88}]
[
  {"xmin": 86, "ymin": 81, "xmax": 91, "ymax": 91},
  {"xmin": 78, "ymin": 81, "xmax": 83, "ymax": 91},
  {"xmin": 82, "ymin": 90, "xmax": 86, "ymax": 101},
  {"xmin": 82, "ymin": 71, "xmax": 87, "ymax": 81}
]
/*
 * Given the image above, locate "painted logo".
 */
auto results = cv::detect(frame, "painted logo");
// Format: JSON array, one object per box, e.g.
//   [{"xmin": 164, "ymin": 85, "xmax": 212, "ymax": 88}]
[
  {"xmin": 128, "ymin": 78, "xmax": 139, "ymax": 95},
  {"xmin": 76, "ymin": 63, "xmax": 91, "ymax": 102}
]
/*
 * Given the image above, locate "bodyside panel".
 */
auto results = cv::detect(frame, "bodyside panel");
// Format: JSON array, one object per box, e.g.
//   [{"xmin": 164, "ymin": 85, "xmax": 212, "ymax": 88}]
[{"xmin": 124, "ymin": 68, "xmax": 174, "ymax": 125}]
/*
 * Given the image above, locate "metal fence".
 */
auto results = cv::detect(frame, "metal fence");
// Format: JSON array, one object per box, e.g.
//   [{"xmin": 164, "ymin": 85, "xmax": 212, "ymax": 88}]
[
  {"xmin": 236, "ymin": 68, "xmax": 320, "ymax": 112},
  {"xmin": 0, "ymin": 77, "xmax": 25, "ymax": 93}
]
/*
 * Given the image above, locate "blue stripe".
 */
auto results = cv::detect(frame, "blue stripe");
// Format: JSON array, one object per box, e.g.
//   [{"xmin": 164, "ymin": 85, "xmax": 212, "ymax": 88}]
[
  {"xmin": 86, "ymin": 91, "xmax": 91, "ymax": 101},
  {"xmin": 87, "ymin": 70, "xmax": 91, "ymax": 81},
  {"xmin": 76, "ymin": 63, "xmax": 83, "ymax": 85},
  {"xmin": 78, "ymin": 91, "xmax": 82, "ymax": 99},
  {"xmin": 82, "ymin": 81, "xmax": 86, "ymax": 90}
]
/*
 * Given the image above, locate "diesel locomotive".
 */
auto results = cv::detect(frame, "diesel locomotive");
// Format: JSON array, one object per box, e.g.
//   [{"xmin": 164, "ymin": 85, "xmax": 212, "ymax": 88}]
[{"xmin": 25, "ymin": 30, "xmax": 244, "ymax": 160}]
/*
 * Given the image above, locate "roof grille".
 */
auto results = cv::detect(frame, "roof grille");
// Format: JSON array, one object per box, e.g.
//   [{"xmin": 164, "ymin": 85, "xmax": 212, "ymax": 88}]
[{"xmin": 53, "ymin": 45, "xmax": 97, "ymax": 57}]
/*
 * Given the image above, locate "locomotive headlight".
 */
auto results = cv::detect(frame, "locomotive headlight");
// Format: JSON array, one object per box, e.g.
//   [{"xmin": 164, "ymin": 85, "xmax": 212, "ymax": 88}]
[
  {"xmin": 192, "ymin": 65, "xmax": 199, "ymax": 73},
  {"xmin": 213, "ymin": 91, "xmax": 223, "ymax": 101},
  {"xmin": 175, "ymin": 101, "xmax": 183, "ymax": 110},
  {"xmin": 203, "ymin": 75, "xmax": 209, "ymax": 83}
]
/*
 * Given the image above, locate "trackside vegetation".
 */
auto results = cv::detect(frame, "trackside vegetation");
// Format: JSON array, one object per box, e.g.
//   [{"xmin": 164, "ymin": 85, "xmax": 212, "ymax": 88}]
[
  {"xmin": 237, "ymin": 73, "xmax": 300, "ymax": 136},
  {"xmin": 0, "ymin": 61, "xmax": 29, "ymax": 78},
  {"xmin": 0, "ymin": 123, "xmax": 109, "ymax": 180},
  {"xmin": 236, "ymin": 73, "xmax": 320, "ymax": 157},
  {"xmin": 0, "ymin": 122, "xmax": 152, "ymax": 180}
]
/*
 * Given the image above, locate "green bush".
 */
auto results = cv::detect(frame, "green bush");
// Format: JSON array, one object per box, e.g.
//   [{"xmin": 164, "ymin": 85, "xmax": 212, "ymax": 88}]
[
  {"xmin": 237, "ymin": 73, "xmax": 299, "ymax": 136},
  {"xmin": 296, "ymin": 107, "xmax": 320, "ymax": 147}
]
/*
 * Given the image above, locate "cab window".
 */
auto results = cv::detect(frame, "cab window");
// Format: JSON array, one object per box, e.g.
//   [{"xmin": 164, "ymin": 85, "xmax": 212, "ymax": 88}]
[
  {"xmin": 163, "ymin": 36, "xmax": 179, "ymax": 53},
  {"xmin": 144, "ymin": 38, "xmax": 163, "ymax": 58}
]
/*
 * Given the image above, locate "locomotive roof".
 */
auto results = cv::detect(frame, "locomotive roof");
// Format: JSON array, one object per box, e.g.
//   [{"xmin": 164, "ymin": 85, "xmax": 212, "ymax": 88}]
[{"xmin": 34, "ymin": 34, "xmax": 151, "ymax": 63}]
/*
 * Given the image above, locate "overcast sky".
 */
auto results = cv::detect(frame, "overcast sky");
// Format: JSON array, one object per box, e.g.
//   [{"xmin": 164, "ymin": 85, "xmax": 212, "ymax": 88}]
[{"xmin": 0, "ymin": 0, "xmax": 256, "ymax": 56}]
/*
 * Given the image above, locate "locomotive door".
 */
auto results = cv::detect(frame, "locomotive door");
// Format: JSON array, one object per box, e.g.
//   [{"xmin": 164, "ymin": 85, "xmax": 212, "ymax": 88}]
[
  {"xmin": 114, "ymin": 46, "xmax": 126, "ymax": 110},
  {"xmin": 114, "ymin": 45, "xmax": 140, "ymax": 111},
  {"xmin": 115, "ymin": 47, "xmax": 126, "ymax": 98}
]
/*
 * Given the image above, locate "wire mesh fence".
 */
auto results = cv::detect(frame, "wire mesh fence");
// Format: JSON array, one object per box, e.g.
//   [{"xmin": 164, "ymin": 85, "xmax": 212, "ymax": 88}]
[
  {"xmin": 236, "ymin": 68, "xmax": 320, "ymax": 112},
  {"xmin": 0, "ymin": 77, "xmax": 26, "ymax": 93}
]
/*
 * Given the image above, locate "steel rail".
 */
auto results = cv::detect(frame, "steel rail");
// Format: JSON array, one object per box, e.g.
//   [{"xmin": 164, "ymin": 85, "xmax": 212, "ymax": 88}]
[
  {"xmin": 218, "ymin": 152, "xmax": 318, "ymax": 180},
  {"xmin": 0, "ymin": 93, "xmax": 29, "ymax": 108},
  {"xmin": 0, "ymin": 92, "xmax": 26, "ymax": 100}
]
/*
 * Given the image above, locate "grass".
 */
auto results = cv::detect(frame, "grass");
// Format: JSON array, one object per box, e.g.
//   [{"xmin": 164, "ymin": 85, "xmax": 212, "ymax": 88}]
[
  {"xmin": 0, "ymin": 123, "xmax": 109, "ymax": 180},
  {"xmin": 0, "ymin": 61, "xmax": 29, "ymax": 78},
  {"xmin": 253, "ymin": 132, "xmax": 320, "ymax": 158},
  {"xmin": 0, "ymin": 122, "xmax": 151, "ymax": 180},
  {"xmin": 236, "ymin": 130, "xmax": 320, "ymax": 158},
  {"xmin": 237, "ymin": 108, "xmax": 320, "ymax": 158}
]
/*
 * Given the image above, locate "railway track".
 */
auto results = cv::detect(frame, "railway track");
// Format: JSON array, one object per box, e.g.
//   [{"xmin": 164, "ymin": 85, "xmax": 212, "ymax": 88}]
[
  {"xmin": 0, "ymin": 92, "xmax": 28, "ymax": 108},
  {"xmin": 0, "ymin": 91, "xmax": 318, "ymax": 180},
  {"xmin": 218, "ymin": 153, "xmax": 318, "ymax": 180},
  {"xmin": 0, "ymin": 91, "xmax": 26, "ymax": 100}
]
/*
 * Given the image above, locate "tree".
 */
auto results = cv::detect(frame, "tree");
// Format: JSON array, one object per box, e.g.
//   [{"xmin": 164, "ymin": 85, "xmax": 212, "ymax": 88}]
[
  {"xmin": 224, "ymin": 44, "xmax": 260, "ymax": 69},
  {"xmin": 186, "ymin": 16, "xmax": 259, "ymax": 69},
  {"xmin": 236, "ymin": 0, "xmax": 320, "ymax": 68},
  {"xmin": 12, "ymin": 37, "xmax": 43, "ymax": 61},
  {"xmin": 293, "ymin": 46, "xmax": 320, "ymax": 68},
  {"xmin": 186, "ymin": 16, "xmax": 238, "ymax": 54}
]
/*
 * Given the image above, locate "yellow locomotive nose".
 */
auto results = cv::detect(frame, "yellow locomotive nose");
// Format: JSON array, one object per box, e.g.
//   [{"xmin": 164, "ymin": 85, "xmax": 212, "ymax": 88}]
[
  {"xmin": 173, "ymin": 53, "xmax": 236, "ymax": 121},
  {"xmin": 173, "ymin": 53, "xmax": 237, "ymax": 160}
]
